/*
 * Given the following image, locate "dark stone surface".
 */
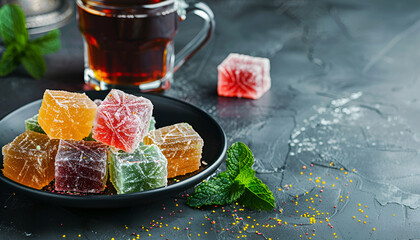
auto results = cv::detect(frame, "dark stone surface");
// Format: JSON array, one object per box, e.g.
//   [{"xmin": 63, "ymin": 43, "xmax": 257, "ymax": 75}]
[{"xmin": 1, "ymin": 0, "xmax": 420, "ymax": 239}]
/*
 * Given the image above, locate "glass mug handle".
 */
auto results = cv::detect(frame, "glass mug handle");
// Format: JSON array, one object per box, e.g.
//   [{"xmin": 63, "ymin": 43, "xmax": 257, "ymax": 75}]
[{"xmin": 174, "ymin": 1, "xmax": 215, "ymax": 72}]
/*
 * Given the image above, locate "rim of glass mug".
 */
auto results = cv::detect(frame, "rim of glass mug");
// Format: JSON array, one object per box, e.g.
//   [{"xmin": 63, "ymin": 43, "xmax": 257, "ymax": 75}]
[{"xmin": 77, "ymin": 0, "xmax": 178, "ymax": 18}]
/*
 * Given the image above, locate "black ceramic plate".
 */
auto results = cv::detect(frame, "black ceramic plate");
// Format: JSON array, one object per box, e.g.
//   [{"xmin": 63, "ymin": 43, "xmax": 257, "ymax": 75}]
[{"xmin": 0, "ymin": 91, "xmax": 226, "ymax": 208}]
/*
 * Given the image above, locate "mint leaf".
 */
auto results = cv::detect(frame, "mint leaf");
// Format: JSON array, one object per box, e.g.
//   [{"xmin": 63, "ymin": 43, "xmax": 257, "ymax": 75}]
[
  {"xmin": 238, "ymin": 177, "xmax": 275, "ymax": 211},
  {"xmin": 229, "ymin": 180, "xmax": 245, "ymax": 202},
  {"xmin": 0, "ymin": 4, "xmax": 61, "ymax": 79},
  {"xmin": 31, "ymin": 29, "xmax": 61, "ymax": 54},
  {"xmin": 0, "ymin": 4, "xmax": 28, "ymax": 46},
  {"xmin": 234, "ymin": 168, "xmax": 255, "ymax": 186},
  {"xmin": 186, "ymin": 172, "xmax": 235, "ymax": 207},
  {"xmin": 226, "ymin": 142, "xmax": 254, "ymax": 180},
  {"xmin": 228, "ymin": 168, "xmax": 255, "ymax": 202},
  {"xmin": 21, "ymin": 44, "xmax": 45, "ymax": 79},
  {"xmin": 234, "ymin": 168, "xmax": 275, "ymax": 210},
  {"xmin": 187, "ymin": 142, "xmax": 275, "ymax": 211},
  {"xmin": 0, "ymin": 43, "xmax": 21, "ymax": 76}
]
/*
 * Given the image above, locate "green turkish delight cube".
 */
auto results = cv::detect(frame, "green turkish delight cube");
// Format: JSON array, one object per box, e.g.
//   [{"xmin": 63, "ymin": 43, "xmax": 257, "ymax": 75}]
[
  {"xmin": 109, "ymin": 144, "xmax": 167, "ymax": 194},
  {"xmin": 149, "ymin": 116, "xmax": 156, "ymax": 132},
  {"xmin": 25, "ymin": 114, "xmax": 46, "ymax": 134},
  {"xmin": 83, "ymin": 132, "xmax": 95, "ymax": 141}
]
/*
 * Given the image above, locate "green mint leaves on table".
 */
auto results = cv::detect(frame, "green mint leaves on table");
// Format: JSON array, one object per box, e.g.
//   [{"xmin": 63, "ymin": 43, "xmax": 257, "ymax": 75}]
[
  {"xmin": 0, "ymin": 4, "xmax": 61, "ymax": 79},
  {"xmin": 187, "ymin": 142, "xmax": 276, "ymax": 211}
]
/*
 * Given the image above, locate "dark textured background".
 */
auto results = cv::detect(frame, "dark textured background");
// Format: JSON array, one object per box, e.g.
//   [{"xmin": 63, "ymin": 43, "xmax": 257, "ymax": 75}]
[{"xmin": 2, "ymin": 0, "xmax": 420, "ymax": 239}]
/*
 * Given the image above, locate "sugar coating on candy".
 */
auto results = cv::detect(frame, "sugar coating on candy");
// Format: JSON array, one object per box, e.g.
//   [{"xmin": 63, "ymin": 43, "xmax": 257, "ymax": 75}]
[
  {"xmin": 55, "ymin": 140, "xmax": 108, "ymax": 193},
  {"xmin": 2, "ymin": 131, "xmax": 59, "ymax": 189},
  {"xmin": 109, "ymin": 144, "xmax": 167, "ymax": 194},
  {"xmin": 143, "ymin": 123, "xmax": 204, "ymax": 178},
  {"xmin": 38, "ymin": 90, "xmax": 97, "ymax": 140},
  {"xmin": 217, "ymin": 53, "xmax": 271, "ymax": 99},
  {"xmin": 92, "ymin": 89, "xmax": 153, "ymax": 153},
  {"xmin": 25, "ymin": 114, "xmax": 45, "ymax": 134}
]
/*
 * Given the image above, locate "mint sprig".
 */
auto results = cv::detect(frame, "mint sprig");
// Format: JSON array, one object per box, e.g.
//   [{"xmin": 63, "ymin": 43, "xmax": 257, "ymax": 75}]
[
  {"xmin": 187, "ymin": 142, "xmax": 275, "ymax": 211},
  {"xmin": 186, "ymin": 172, "xmax": 236, "ymax": 207},
  {"xmin": 0, "ymin": 4, "xmax": 27, "ymax": 46},
  {"xmin": 226, "ymin": 141, "xmax": 254, "ymax": 180},
  {"xmin": 0, "ymin": 4, "xmax": 61, "ymax": 79},
  {"xmin": 239, "ymin": 177, "xmax": 276, "ymax": 211}
]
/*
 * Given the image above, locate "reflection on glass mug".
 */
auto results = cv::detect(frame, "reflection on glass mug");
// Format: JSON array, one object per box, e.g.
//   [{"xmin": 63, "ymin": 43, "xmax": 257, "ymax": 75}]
[{"xmin": 76, "ymin": 0, "xmax": 215, "ymax": 91}]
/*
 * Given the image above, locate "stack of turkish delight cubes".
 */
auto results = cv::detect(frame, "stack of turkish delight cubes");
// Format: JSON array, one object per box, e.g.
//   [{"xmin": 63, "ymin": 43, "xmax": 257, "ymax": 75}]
[{"xmin": 1, "ymin": 89, "xmax": 204, "ymax": 194}]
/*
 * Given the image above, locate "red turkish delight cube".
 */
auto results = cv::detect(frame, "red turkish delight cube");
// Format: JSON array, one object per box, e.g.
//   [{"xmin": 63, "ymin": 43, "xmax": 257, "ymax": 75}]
[
  {"xmin": 92, "ymin": 89, "xmax": 153, "ymax": 153},
  {"xmin": 217, "ymin": 53, "xmax": 271, "ymax": 99}
]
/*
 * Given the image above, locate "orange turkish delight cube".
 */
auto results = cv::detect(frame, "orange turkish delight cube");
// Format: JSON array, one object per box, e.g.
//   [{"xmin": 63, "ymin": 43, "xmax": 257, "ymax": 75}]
[
  {"xmin": 38, "ymin": 90, "xmax": 97, "ymax": 140},
  {"xmin": 143, "ymin": 123, "xmax": 204, "ymax": 178},
  {"xmin": 2, "ymin": 131, "xmax": 59, "ymax": 189}
]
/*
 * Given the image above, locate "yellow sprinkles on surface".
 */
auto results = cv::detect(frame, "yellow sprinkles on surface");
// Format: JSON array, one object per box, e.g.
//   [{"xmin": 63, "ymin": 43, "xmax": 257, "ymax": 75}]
[{"xmin": 56, "ymin": 161, "xmax": 369, "ymax": 239}]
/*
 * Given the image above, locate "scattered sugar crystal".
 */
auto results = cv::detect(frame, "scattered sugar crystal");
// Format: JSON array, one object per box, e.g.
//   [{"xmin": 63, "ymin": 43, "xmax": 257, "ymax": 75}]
[
  {"xmin": 55, "ymin": 140, "xmax": 108, "ymax": 193},
  {"xmin": 217, "ymin": 53, "xmax": 271, "ymax": 99},
  {"xmin": 2, "ymin": 131, "xmax": 59, "ymax": 189},
  {"xmin": 92, "ymin": 89, "xmax": 153, "ymax": 153},
  {"xmin": 143, "ymin": 123, "xmax": 204, "ymax": 178},
  {"xmin": 109, "ymin": 144, "xmax": 167, "ymax": 194}
]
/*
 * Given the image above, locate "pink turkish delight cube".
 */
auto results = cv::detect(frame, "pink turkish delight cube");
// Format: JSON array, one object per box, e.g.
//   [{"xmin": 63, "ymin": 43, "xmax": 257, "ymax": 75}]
[
  {"xmin": 55, "ymin": 140, "xmax": 108, "ymax": 193},
  {"xmin": 217, "ymin": 53, "xmax": 271, "ymax": 99},
  {"xmin": 92, "ymin": 89, "xmax": 153, "ymax": 153}
]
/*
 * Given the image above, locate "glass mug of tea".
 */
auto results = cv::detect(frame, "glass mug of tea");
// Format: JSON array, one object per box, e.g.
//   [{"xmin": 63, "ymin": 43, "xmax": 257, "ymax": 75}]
[{"xmin": 76, "ymin": 0, "xmax": 214, "ymax": 91}]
